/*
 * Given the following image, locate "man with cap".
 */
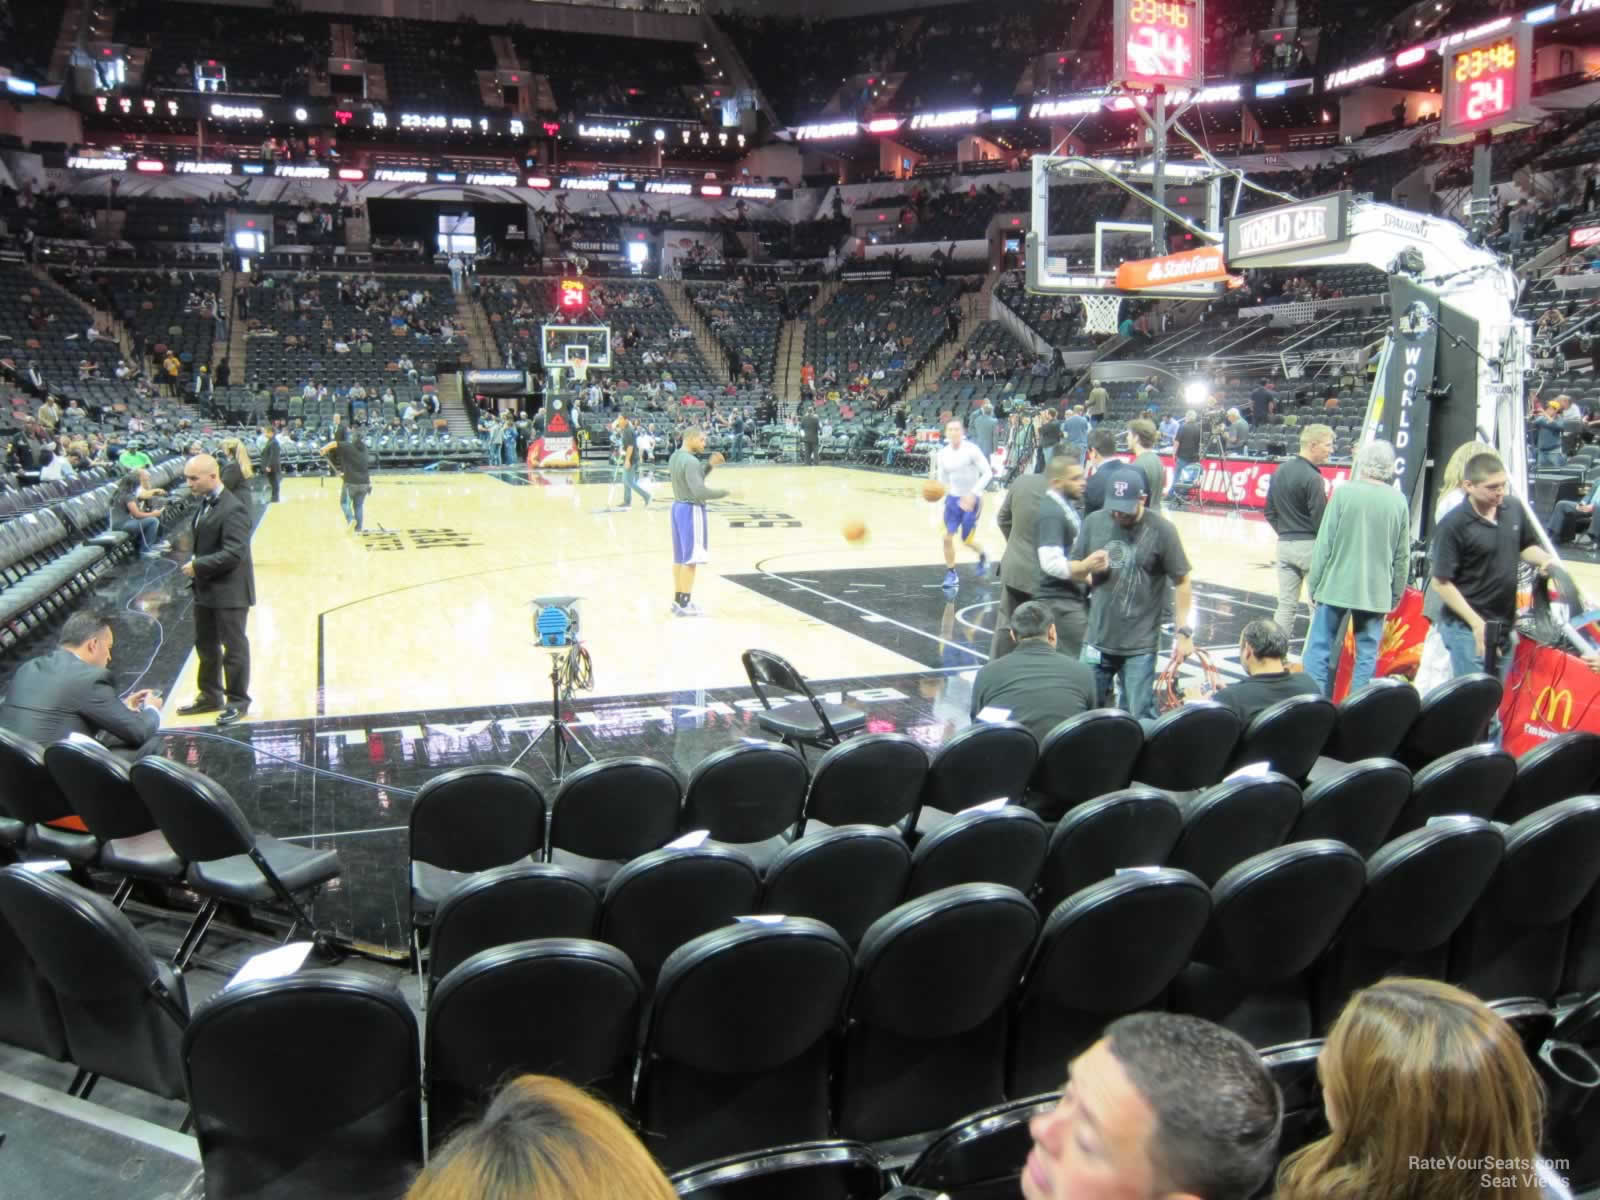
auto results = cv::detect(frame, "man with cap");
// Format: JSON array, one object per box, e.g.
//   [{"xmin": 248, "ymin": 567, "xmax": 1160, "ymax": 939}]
[{"xmin": 1070, "ymin": 464, "xmax": 1195, "ymax": 721}]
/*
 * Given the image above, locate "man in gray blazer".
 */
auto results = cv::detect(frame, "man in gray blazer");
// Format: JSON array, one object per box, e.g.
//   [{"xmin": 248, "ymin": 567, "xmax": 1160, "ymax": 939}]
[
  {"xmin": 993, "ymin": 457, "xmax": 1053, "ymax": 657},
  {"xmin": 0, "ymin": 611, "xmax": 162, "ymax": 759}
]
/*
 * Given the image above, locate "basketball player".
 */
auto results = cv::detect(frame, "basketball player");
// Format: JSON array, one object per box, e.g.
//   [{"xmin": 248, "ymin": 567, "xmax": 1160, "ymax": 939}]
[
  {"xmin": 668, "ymin": 426, "xmax": 730, "ymax": 616},
  {"xmin": 935, "ymin": 418, "xmax": 993, "ymax": 589}
]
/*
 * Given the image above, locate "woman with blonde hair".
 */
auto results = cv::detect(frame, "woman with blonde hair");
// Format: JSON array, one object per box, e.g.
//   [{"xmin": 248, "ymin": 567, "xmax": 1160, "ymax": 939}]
[
  {"xmin": 1277, "ymin": 977, "xmax": 1569, "ymax": 1200},
  {"xmin": 407, "ymin": 1075, "xmax": 676, "ymax": 1200},
  {"xmin": 218, "ymin": 437, "xmax": 255, "ymax": 510}
]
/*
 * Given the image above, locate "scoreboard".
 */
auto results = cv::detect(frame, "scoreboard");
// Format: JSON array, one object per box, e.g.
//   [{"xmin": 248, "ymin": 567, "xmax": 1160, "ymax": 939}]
[
  {"xmin": 1114, "ymin": 0, "xmax": 1205, "ymax": 90},
  {"xmin": 1439, "ymin": 25, "xmax": 1537, "ymax": 143}
]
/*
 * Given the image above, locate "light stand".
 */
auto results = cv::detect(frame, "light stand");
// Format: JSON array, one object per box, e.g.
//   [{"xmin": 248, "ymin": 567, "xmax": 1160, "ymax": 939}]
[{"xmin": 508, "ymin": 597, "xmax": 594, "ymax": 783}]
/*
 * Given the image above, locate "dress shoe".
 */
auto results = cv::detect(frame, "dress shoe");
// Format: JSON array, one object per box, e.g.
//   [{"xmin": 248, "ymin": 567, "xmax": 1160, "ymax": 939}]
[
  {"xmin": 177, "ymin": 698, "xmax": 224, "ymax": 717},
  {"xmin": 215, "ymin": 706, "xmax": 249, "ymax": 727}
]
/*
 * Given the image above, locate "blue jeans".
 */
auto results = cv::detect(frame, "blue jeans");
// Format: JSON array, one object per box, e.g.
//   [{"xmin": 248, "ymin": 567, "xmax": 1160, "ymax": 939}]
[
  {"xmin": 1537, "ymin": 448, "xmax": 1566, "ymax": 469},
  {"xmin": 123, "ymin": 516, "xmax": 161, "ymax": 550},
  {"xmin": 1435, "ymin": 611, "xmax": 1515, "ymax": 684},
  {"xmin": 339, "ymin": 483, "xmax": 353, "ymax": 525},
  {"xmin": 1084, "ymin": 649, "xmax": 1159, "ymax": 721},
  {"xmin": 620, "ymin": 465, "xmax": 651, "ymax": 506},
  {"xmin": 346, "ymin": 484, "xmax": 371, "ymax": 531},
  {"xmin": 1303, "ymin": 604, "xmax": 1384, "ymax": 698},
  {"xmin": 1167, "ymin": 457, "xmax": 1194, "ymax": 499}
]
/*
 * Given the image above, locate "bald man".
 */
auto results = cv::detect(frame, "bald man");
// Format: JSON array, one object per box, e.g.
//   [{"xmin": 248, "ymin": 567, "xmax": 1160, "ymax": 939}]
[{"xmin": 177, "ymin": 453, "xmax": 256, "ymax": 725}]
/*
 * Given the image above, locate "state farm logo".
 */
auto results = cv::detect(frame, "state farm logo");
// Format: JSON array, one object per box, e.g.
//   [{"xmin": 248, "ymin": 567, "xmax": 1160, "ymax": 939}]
[{"xmin": 1145, "ymin": 250, "xmax": 1224, "ymax": 281}]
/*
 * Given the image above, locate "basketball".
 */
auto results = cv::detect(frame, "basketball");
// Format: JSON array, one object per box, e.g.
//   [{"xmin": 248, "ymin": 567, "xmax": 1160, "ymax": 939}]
[
  {"xmin": 842, "ymin": 519, "xmax": 868, "ymax": 543},
  {"xmin": 922, "ymin": 480, "xmax": 947, "ymax": 502}
]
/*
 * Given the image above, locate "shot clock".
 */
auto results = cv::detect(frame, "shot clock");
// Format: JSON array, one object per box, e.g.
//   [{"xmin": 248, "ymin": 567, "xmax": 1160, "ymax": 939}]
[
  {"xmin": 1114, "ymin": 0, "xmax": 1206, "ymax": 89},
  {"xmin": 1439, "ymin": 25, "xmax": 1536, "ymax": 142}
]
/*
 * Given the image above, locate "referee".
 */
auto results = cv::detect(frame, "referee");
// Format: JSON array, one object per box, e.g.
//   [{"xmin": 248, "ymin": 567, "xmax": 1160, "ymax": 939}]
[{"xmin": 668, "ymin": 427, "xmax": 732, "ymax": 617}]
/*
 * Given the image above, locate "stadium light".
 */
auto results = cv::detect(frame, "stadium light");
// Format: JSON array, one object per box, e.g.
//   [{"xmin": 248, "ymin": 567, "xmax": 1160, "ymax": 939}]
[{"xmin": 1183, "ymin": 380, "xmax": 1210, "ymax": 407}]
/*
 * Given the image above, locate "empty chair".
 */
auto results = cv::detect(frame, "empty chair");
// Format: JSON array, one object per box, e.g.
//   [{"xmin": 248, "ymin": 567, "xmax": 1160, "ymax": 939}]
[
  {"xmin": 1227, "ymin": 695, "xmax": 1337, "ymax": 781},
  {"xmin": 1264, "ymin": 1038, "xmax": 1330, "ymax": 1166},
  {"xmin": 761, "ymin": 825, "xmax": 911, "ymax": 948},
  {"xmin": 1009, "ymin": 868, "xmax": 1211, "ymax": 1097},
  {"xmin": 742, "ymin": 649, "xmax": 867, "ymax": 754},
  {"xmin": 44, "ymin": 738, "xmax": 185, "ymax": 898},
  {"xmin": 1174, "ymin": 840, "xmax": 1367, "ymax": 1047},
  {"xmin": 1393, "ymin": 673, "xmax": 1502, "ymax": 771},
  {"xmin": 1389, "ymin": 745, "xmax": 1515, "ymax": 837},
  {"xmin": 1450, "ymin": 796, "xmax": 1600, "ymax": 1003},
  {"xmin": 1131, "ymin": 703, "xmax": 1242, "ymax": 792},
  {"xmin": 426, "ymin": 863, "xmax": 599, "ymax": 990},
  {"xmin": 1288, "ymin": 758, "xmax": 1410, "ymax": 859},
  {"xmin": 638, "ymin": 918, "xmax": 853, "ymax": 1170},
  {"xmin": 427, "ymin": 939, "xmax": 642, "ymax": 1135},
  {"xmin": 905, "ymin": 805, "xmax": 1049, "ymax": 899},
  {"xmin": 1034, "ymin": 788, "xmax": 1184, "ymax": 913},
  {"xmin": 900, "ymin": 1095, "xmax": 1060, "ymax": 1200},
  {"xmin": 0, "ymin": 866, "xmax": 187, "ymax": 1101},
  {"xmin": 1311, "ymin": 819, "xmax": 1504, "ymax": 1030},
  {"xmin": 408, "ymin": 765, "xmax": 546, "ymax": 944},
  {"xmin": 1166, "ymin": 772, "xmax": 1302, "ymax": 887},
  {"xmin": 799, "ymin": 732, "xmax": 927, "ymax": 833},
  {"xmin": 0, "ymin": 729, "xmax": 98, "ymax": 864},
  {"xmin": 129, "ymin": 757, "xmax": 341, "ymax": 969},
  {"xmin": 670, "ymin": 1142, "xmax": 886, "ymax": 1199},
  {"xmin": 1321, "ymin": 676, "xmax": 1420, "ymax": 763},
  {"xmin": 0, "ymin": 891, "xmax": 66, "ymax": 1061},
  {"xmin": 916, "ymin": 722, "xmax": 1038, "ymax": 832},
  {"xmin": 184, "ymin": 972, "xmax": 421, "ymax": 1199},
  {"xmin": 598, "ymin": 844, "xmax": 762, "ymax": 988},
  {"xmin": 1500, "ymin": 730, "xmax": 1600, "ymax": 824},
  {"xmin": 683, "ymin": 742, "xmax": 808, "ymax": 864},
  {"xmin": 547, "ymin": 756, "xmax": 682, "ymax": 883},
  {"xmin": 836, "ymin": 884, "xmax": 1040, "ymax": 1145},
  {"xmin": 1025, "ymin": 710, "xmax": 1143, "ymax": 821}
]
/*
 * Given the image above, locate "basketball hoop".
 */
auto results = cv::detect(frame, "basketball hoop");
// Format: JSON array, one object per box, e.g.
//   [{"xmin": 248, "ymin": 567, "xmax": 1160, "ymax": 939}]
[{"xmin": 1079, "ymin": 294, "xmax": 1124, "ymax": 336}]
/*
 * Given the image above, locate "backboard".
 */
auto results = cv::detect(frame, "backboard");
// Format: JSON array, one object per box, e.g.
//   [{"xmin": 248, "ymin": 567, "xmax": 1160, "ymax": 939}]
[{"xmin": 540, "ymin": 324, "xmax": 612, "ymax": 370}]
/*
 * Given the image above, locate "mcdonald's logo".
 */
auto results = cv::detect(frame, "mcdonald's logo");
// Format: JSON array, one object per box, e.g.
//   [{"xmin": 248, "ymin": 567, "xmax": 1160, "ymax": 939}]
[{"xmin": 1533, "ymin": 686, "xmax": 1575, "ymax": 729}]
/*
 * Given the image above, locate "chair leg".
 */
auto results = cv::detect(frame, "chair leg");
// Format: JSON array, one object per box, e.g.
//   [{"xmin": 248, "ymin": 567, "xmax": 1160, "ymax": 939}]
[
  {"xmin": 69, "ymin": 1071, "xmax": 101, "ymax": 1101},
  {"xmin": 110, "ymin": 878, "xmax": 133, "ymax": 909},
  {"xmin": 66, "ymin": 1068, "xmax": 90, "ymax": 1097},
  {"xmin": 172, "ymin": 898, "xmax": 220, "ymax": 970}
]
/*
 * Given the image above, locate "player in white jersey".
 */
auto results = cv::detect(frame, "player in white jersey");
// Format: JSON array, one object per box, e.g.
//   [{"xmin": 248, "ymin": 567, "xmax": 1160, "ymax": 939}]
[{"xmin": 934, "ymin": 418, "xmax": 994, "ymax": 589}]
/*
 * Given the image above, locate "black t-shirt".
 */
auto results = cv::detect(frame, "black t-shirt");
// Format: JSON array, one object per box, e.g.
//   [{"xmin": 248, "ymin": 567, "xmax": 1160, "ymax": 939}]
[
  {"xmin": 801, "ymin": 414, "xmax": 820, "ymax": 440},
  {"xmin": 1430, "ymin": 498, "xmax": 1537, "ymax": 626},
  {"xmin": 1040, "ymin": 420, "xmax": 1063, "ymax": 449},
  {"xmin": 1071, "ymin": 508, "xmax": 1192, "ymax": 655},
  {"xmin": 621, "ymin": 425, "xmax": 640, "ymax": 466},
  {"xmin": 1034, "ymin": 491, "xmax": 1086, "ymax": 599},
  {"xmin": 1175, "ymin": 422, "xmax": 1202, "ymax": 459},
  {"xmin": 1213, "ymin": 669, "xmax": 1323, "ymax": 726},
  {"xmin": 1251, "ymin": 386, "xmax": 1272, "ymax": 424}
]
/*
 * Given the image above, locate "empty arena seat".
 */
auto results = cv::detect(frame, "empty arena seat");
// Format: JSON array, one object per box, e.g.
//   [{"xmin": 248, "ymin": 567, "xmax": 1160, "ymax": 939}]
[
  {"xmin": 742, "ymin": 649, "xmax": 868, "ymax": 754},
  {"xmin": 426, "ymin": 938, "xmax": 642, "ymax": 1133},
  {"xmin": 905, "ymin": 805, "xmax": 1048, "ymax": 899},
  {"xmin": 836, "ymin": 884, "xmax": 1039, "ymax": 1145},
  {"xmin": 1310, "ymin": 819, "xmax": 1504, "ymax": 1031},
  {"xmin": 1227, "ymin": 695, "xmax": 1337, "ymax": 781},
  {"xmin": 425, "ymin": 863, "xmax": 600, "ymax": 991},
  {"xmin": 1025, "ymin": 709, "xmax": 1143, "ymax": 821},
  {"xmin": 683, "ymin": 741, "xmax": 809, "ymax": 864},
  {"xmin": 1132, "ymin": 703, "xmax": 1242, "ymax": 792},
  {"xmin": 0, "ymin": 729, "xmax": 98, "ymax": 864},
  {"xmin": 669, "ymin": 1142, "xmax": 886, "ymax": 1199},
  {"xmin": 1392, "ymin": 673, "xmax": 1502, "ymax": 771},
  {"xmin": 798, "ymin": 732, "xmax": 928, "ymax": 834},
  {"xmin": 639, "ymin": 918, "xmax": 853, "ymax": 1170},
  {"xmin": 1500, "ymin": 731, "xmax": 1600, "ymax": 824},
  {"xmin": 916, "ymin": 722, "xmax": 1039, "ymax": 833},
  {"xmin": 760, "ymin": 825, "xmax": 911, "ymax": 948},
  {"xmin": 183, "ymin": 971, "xmax": 421, "ymax": 1198},
  {"xmin": 1390, "ymin": 744, "xmax": 1515, "ymax": 837},
  {"xmin": 1033, "ymin": 788, "xmax": 1184, "ymax": 914},
  {"xmin": 1288, "ymin": 758, "xmax": 1410, "ymax": 858},
  {"xmin": 1165, "ymin": 772, "xmax": 1302, "ymax": 887},
  {"xmin": 44, "ymin": 739, "xmax": 185, "ymax": 898},
  {"xmin": 1008, "ymin": 868, "xmax": 1211, "ymax": 1098},
  {"xmin": 0, "ymin": 866, "xmax": 188, "ymax": 1102},
  {"xmin": 546, "ymin": 756, "xmax": 682, "ymax": 883},
  {"xmin": 900, "ymin": 1094, "xmax": 1060, "ymax": 1200},
  {"xmin": 0, "ymin": 885, "xmax": 67, "ymax": 1062},
  {"xmin": 1319, "ymin": 676, "xmax": 1421, "ymax": 764}
]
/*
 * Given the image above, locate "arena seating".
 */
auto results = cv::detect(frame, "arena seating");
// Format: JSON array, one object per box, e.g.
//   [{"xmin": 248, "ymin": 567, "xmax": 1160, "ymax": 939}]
[
  {"xmin": 351, "ymin": 16, "xmax": 493, "ymax": 111},
  {"xmin": 0, "ymin": 0, "xmax": 58, "ymax": 82},
  {"xmin": 509, "ymin": 28, "xmax": 704, "ymax": 122},
  {"xmin": 116, "ymin": 0, "xmax": 331, "ymax": 97},
  {"xmin": 686, "ymin": 280, "xmax": 794, "ymax": 386},
  {"xmin": 803, "ymin": 280, "xmax": 964, "ymax": 420},
  {"xmin": 0, "ymin": 266, "xmax": 128, "ymax": 404}
]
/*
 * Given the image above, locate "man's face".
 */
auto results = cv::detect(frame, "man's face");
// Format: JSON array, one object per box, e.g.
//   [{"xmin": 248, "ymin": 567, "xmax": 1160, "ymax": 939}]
[
  {"xmin": 947, "ymin": 422, "xmax": 963, "ymax": 447},
  {"xmin": 1466, "ymin": 471, "xmax": 1508, "ymax": 510},
  {"xmin": 1305, "ymin": 436, "xmax": 1334, "ymax": 465},
  {"xmin": 185, "ymin": 461, "xmax": 218, "ymax": 492},
  {"xmin": 1112, "ymin": 500, "xmax": 1145, "ymax": 529},
  {"xmin": 1024, "ymin": 1040, "xmax": 1161, "ymax": 1200},
  {"xmin": 1058, "ymin": 466, "xmax": 1087, "ymax": 500},
  {"xmin": 85, "ymin": 628, "xmax": 113, "ymax": 670}
]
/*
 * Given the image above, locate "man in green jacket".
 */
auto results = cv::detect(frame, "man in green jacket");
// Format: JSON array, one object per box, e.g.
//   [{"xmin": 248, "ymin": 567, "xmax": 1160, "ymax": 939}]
[{"xmin": 1302, "ymin": 439, "xmax": 1411, "ymax": 697}]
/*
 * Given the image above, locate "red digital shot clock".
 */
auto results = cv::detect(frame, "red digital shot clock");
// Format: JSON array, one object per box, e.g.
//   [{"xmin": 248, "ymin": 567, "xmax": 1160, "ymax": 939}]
[
  {"xmin": 1439, "ymin": 26, "xmax": 1534, "ymax": 142},
  {"xmin": 1115, "ymin": 0, "xmax": 1205, "ymax": 89}
]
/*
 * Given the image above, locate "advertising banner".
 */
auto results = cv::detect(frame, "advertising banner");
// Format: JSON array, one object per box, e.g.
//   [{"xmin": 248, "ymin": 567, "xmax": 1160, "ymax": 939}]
[
  {"xmin": 1497, "ymin": 636, "xmax": 1600, "ymax": 755},
  {"xmin": 1330, "ymin": 586, "xmax": 1428, "ymax": 701},
  {"xmin": 1372, "ymin": 276, "xmax": 1439, "ymax": 509},
  {"xmin": 1153, "ymin": 454, "xmax": 1349, "ymax": 509}
]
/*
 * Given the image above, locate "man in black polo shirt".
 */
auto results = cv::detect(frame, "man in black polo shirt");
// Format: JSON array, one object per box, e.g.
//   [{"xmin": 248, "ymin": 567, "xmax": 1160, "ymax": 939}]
[
  {"xmin": 1429, "ymin": 452, "xmax": 1551, "ymax": 685},
  {"xmin": 1038, "ymin": 407, "xmax": 1064, "ymax": 467},
  {"xmin": 969, "ymin": 600, "xmax": 1097, "ymax": 751},
  {"xmin": 1263, "ymin": 423, "xmax": 1333, "ymax": 639},
  {"xmin": 1250, "ymin": 379, "xmax": 1275, "ymax": 428},
  {"xmin": 1211, "ymin": 619, "xmax": 1321, "ymax": 725},
  {"xmin": 1167, "ymin": 410, "xmax": 1203, "ymax": 503},
  {"xmin": 1032, "ymin": 452, "xmax": 1089, "ymax": 658}
]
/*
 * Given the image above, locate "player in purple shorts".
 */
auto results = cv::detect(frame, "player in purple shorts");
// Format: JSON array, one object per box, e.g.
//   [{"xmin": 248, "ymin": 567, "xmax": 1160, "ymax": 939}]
[
  {"xmin": 933, "ymin": 418, "xmax": 994, "ymax": 589},
  {"xmin": 666, "ymin": 426, "xmax": 731, "ymax": 616}
]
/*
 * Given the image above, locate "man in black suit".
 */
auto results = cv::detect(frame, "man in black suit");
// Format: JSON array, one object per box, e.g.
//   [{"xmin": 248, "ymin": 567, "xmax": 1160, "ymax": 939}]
[
  {"xmin": 0, "ymin": 611, "xmax": 163, "ymax": 759},
  {"xmin": 177, "ymin": 454, "xmax": 255, "ymax": 726},
  {"xmin": 992, "ymin": 460, "xmax": 1053, "ymax": 658},
  {"xmin": 259, "ymin": 425, "xmax": 282, "ymax": 503}
]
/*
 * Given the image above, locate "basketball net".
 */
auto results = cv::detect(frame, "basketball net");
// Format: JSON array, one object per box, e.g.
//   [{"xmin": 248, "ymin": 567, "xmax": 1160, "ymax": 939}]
[
  {"xmin": 568, "ymin": 359, "xmax": 589, "ymax": 385},
  {"xmin": 1079, "ymin": 294, "xmax": 1124, "ymax": 336}
]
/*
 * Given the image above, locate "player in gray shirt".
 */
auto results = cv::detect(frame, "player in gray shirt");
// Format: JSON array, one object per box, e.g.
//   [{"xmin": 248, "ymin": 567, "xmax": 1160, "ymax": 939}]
[{"xmin": 668, "ymin": 426, "xmax": 731, "ymax": 616}]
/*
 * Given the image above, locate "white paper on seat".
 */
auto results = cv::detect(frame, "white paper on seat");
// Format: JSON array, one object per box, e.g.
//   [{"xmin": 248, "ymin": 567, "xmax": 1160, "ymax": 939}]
[
  {"xmin": 975, "ymin": 706, "xmax": 1012, "ymax": 722},
  {"xmin": 1224, "ymin": 761, "xmax": 1271, "ymax": 780},
  {"xmin": 222, "ymin": 941, "xmax": 314, "ymax": 993},
  {"xmin": 64, "ymin": 731, "xmax": 101, "ymax": 746},
  {"xmin": 665, "ymin": 829, "xmax": 711, "ymax": 850},
  {"xmin": 959, "ymin": 798, "xmax": 1010, "ymax": 816},
  {"xmin": 1115, "ymin": 866, "xmax": 1165, "ymax": 876},
  {"xmin": 734, "ymin": 914, "xmax": 787, "ymax": 925},
  {"xmin": 19, "ymin": 859, "xmax": 71, "ymax": 874}
]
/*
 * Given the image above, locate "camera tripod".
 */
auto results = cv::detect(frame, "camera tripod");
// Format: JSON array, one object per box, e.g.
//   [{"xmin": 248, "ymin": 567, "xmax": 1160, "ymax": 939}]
[{"xmin": 509, "ymin": 644, "xmax": 594, "ymax": 783}]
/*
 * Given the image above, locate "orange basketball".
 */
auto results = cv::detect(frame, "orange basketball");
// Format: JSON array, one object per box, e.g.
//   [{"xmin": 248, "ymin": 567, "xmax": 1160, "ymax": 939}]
[
  {"xmin": 842, "ymin": 518, "xmax": 868, "ymax": 543},
  {"xmin": 922, "ymin": 479, "xmax": 947, "ymax": 502}
]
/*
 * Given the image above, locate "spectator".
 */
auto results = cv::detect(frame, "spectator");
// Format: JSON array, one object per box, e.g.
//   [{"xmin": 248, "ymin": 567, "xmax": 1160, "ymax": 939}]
[
  {"xmin": 38, "ymin": 448, "xmax": 74, "ymax": 483},
  {"xmin": 1303, "ymin": 440, "xmax": 1411, "ymax": 697},
  {"xmin": 1127, "ymin": 419, "xmax": 1164, "ymax": 513},
  {"xmin": 969, "ymin": 600, "xmax": 1097, "ymax": 747},
  {"xmin": 407, "ymin": 1075, "xmax": 676, "ymax": 1200},
  {"xmin": 1022, "ymin": 1012, "xmax": 1281, "ymax": 1200},
  {"xmin": 970, "ymin": 401, "xmax": 998, "ymax": 464},
  {"xmin": 1212, "ymin": 619, "xmax": 1322, "ymax": 724},
  {"xmin": 1062, "ymin": 405, "xmax": 1090, "ymax": 452},
  {"xmin": 1168, "ymin": 411, "xmax": 1204, "ymax": 503},
  {"xmin": 1250, "ymin": 378, "xmax": 1275, "ymax": 428},
  {"xmin": 112, "ymin": 469, "xmax": 168, "ymax": 556},
  {"xmin": 1082, "ymin": 428, "xmax": 1124, "ymax": 516},
  {"xmin": 1276, "ymin": 978, "xmax": 1571, "ymax": 1200},
  {"xmin": 1531, "ymin": 401, "xmax": 1566, "ymax": 468},
  {"xmin": 1264, "ymin": 423, "xmax": 1334, "ymax": 639},
  {"xmin": 1038, "ymin": 407, "xmax": 1063, "ymax": 466},
  {"xmin": 1224, "ymin": 407, "xmax": 1250, "ymax": 450},
  {"xmin": 1086, "ymin": 382, "xmax": 1109, "ymax": 425}
]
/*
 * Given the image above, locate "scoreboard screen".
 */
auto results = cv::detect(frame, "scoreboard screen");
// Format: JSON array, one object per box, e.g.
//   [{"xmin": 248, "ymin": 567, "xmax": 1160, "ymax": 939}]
[
  {"xmin": 1440, "ymin": 26, "xmax": 1534, "ymax": 143},
  {"xmin": 1114, "ymin": 0, "xmax": 1205, "ymax": 90}
]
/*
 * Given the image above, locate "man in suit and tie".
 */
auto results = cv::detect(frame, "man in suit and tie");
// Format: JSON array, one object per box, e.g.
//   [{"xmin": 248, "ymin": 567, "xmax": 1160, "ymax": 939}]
[
  {"xmin": 259, "ymin": 425, "xmax": 282, "ymax": 503},
  {"xmin": 0, "ymin": 611, "xmax": 163, "ymax": 759},
  {"xmin": 993, "ymin": 451, "xmax": 1062, "ymax": 657},
  {"xmin": 177, "ymin": 454, "xmax": 255, "ymax": 726}
]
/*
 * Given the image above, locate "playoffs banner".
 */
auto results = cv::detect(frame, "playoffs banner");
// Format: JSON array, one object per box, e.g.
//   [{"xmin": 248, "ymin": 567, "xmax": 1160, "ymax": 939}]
[
  {"xmin": 1371, "ymin": 277, "xmax": 1440, "ymax": 508},
  {"xmin": 1497, "ymin": 637, "xmax": 1600, "ymax": 756}
]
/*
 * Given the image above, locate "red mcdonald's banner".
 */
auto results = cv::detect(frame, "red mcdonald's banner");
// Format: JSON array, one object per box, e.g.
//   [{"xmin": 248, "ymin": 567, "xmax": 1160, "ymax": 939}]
[{"xmin": 1114, "ymin": 245, "xmax": 1231, "ymax": 290}]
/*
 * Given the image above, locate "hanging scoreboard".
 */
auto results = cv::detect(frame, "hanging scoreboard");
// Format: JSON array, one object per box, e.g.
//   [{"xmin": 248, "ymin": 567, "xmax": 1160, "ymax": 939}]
[
  {"xmin": 1114, "ymin": 0, "xmax": 1206, "ymax": 90},
  {"xmin": 1439, "ymin": 25, "xmax": 1537, "ymax": 143}
]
